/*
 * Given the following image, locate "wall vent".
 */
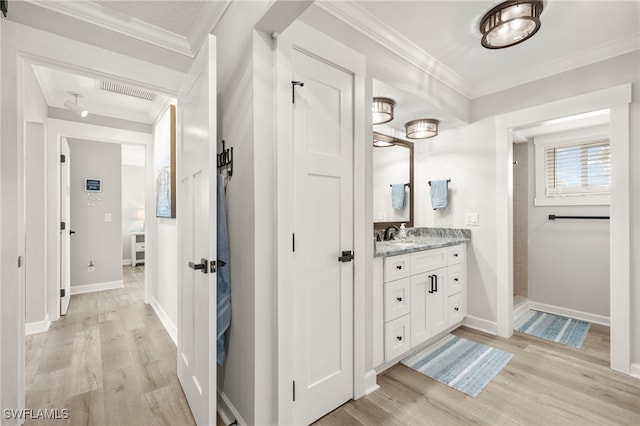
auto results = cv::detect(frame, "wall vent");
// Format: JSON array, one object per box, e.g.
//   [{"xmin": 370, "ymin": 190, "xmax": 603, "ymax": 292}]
[{"xmin": 99, "ymin": 81, "xmax": 157, "ymax": 101}]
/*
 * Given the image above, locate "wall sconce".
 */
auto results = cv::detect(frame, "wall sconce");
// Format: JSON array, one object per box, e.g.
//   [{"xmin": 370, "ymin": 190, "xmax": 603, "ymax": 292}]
[
  {"xmin": 372, "ymin": 97, "xmax": 395, "ymax": 125},
  {"xmin": 405, "ymin": 118, "xmax": 439, "ymax": 139},
  {"xmin": 64, "ymin": 93, "xmax": 88, "ymax": 118},
  {"xmin": 480, "ymin": 0, "xmax": 544, "ymax": 49}
]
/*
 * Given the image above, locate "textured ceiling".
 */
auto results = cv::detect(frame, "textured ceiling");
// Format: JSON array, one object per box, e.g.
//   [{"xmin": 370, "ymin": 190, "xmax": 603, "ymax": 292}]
[{"xmin": 95, "ymin": 0, "xmax": 206, "ymax": 36}]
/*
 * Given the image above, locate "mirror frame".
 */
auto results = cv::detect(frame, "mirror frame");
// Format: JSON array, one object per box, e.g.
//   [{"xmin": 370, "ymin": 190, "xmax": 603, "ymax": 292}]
[{"xmin": 373, "ymin": 132, "xmax": 414, "ymax": 230}]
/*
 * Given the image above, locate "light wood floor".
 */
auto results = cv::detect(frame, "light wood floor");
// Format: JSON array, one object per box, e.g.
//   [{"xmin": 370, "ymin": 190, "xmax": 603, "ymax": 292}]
[
  {"xmin": 316, "ymin": 325, "xmax": 640, "ymax": 426},
  {"xmin": 25, "ymin": 266, "xmax": 196, "ymax": 426}
]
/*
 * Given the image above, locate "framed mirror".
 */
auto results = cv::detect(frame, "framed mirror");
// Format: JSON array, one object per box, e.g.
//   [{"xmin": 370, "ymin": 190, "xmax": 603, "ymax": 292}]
[{"xmin": 373, "ymin": 132, "xmax": 414, "ymax": 230}]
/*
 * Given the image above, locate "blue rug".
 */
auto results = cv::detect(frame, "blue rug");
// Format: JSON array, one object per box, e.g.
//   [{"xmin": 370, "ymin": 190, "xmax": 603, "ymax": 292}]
[
  {"xmin": 401, "ymin": 334, "xmax": 513, "ymax": 398},
  {"xmin": 514, "ymin": 310, "xmax": 591, "ymax": 348}
]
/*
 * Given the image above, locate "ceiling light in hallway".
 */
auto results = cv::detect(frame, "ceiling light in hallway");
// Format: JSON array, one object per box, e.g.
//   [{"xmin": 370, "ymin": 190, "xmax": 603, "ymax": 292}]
[
  {"xmin": 64, "ymin": 93, "xmax": 88, "ymax": 118},
  {"xmin": 480, "ymin": 0, "xmax": 544, "ymax": 49}
]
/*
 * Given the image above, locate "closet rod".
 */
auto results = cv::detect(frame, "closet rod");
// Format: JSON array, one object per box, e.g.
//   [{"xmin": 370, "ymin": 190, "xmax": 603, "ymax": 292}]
[{"xmin": 548, "ymin": 215, "xmax": 610, "ymax": 220}]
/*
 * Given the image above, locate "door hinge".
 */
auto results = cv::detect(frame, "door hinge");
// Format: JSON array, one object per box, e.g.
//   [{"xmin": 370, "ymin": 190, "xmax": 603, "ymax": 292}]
[
  {"xmin": 292, "ymin": 380, "xmax": 296, "ymax": 402},
  {"xmin": 291, "ymin": 80, "xmax": 304, "ymax": 104},
  {"xmin": 292, "ymin": 233, "xmax": 295, "ymax": 252},
  {"xmin": 18, "ymin": 256, "xmax": 22, "ymax": 268},
  {"xmin": 60, "ymin": 154, "xmax": 66, "ymax": 163},
  {"xmin": 60, "ymin": 221, "xmax": 66, "ymax": 231},
  {"xmin": 210, "ymin": 260, "xmax": 217, "ymax": 274},
  {"xmin": 60, "ymin": 289, "xmax": 65, "ymax": 298}
]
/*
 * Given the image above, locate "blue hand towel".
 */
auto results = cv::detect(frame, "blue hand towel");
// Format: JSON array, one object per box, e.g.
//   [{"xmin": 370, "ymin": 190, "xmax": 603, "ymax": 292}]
[
  {"xmin": 391, "ymin": 184, "xmax": 406, "ymax": 209},
  {"xmin": 216, "ymin": 174, "xmax": 231, "ymax": 365},
  {"xmin": 430, "ymin": 180, "xmax": 449, "ymax": 210}
]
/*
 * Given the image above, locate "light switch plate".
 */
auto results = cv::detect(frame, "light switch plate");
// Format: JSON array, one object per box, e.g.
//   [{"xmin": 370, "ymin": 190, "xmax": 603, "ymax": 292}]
[{"xmin": 465, "ymin": 213, "xmax": 479, "ymax": 226}]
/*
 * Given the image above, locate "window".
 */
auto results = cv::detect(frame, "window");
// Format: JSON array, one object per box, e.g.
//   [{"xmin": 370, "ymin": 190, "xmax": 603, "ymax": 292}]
[
  {"xmin": 544, "ymin": 139, "xmax": 610, "ymax": 197},
  {"xmin": 534, "ymin": 127, "xmax": 611, "ymax": 206}
]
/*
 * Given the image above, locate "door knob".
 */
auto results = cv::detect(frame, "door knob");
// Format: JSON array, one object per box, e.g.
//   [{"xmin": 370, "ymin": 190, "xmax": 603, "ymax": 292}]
[
  {"xmin": 188, "ymin": 258, "xmax": 209, "ymax": 274},
  {"xmin": 338, "ymin": 251, "xmax": 354, "ymax": 262},
  {"xmin": 70, "ymin": 230, "xmax": 76, "ymax": 235}
]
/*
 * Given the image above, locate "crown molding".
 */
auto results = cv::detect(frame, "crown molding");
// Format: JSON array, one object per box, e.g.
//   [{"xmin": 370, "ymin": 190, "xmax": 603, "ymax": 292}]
[
  {"xmin": 24, "ymin": 0, "xmax": 194, "ymax": 57},
  {"xmin": 316, "ymin": 0, "xmax": 474, "ymax": 98},
  {"xmin": 186, "ymin": 0, "xmax": 231, "ymax": 54},
  {"xmin": 471, "ymin": 32, "xmax": 640, "ymax": 99}
]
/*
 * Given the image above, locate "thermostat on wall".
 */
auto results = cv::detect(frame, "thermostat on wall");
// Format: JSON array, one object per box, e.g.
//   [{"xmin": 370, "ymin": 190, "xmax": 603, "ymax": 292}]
[{"xmin": 84, "ymin": 178, "xmax": 102, "ymax": 192}]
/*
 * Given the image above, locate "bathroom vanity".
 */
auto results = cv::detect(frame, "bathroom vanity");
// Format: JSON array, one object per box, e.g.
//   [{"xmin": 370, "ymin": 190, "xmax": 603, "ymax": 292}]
[{"xmin": 373, "ymin": 228, "xmax": 471, "ymax": 369}]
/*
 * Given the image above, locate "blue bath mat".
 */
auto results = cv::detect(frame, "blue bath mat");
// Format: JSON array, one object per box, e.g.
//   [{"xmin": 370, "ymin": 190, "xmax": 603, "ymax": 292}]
[
  {"xmin": 514, "ymin": 310, "xmax": 590, "ymax": 348},
  {"xmin": 401, "ymin": 334, "xmax": 513, "ymax": 398}
]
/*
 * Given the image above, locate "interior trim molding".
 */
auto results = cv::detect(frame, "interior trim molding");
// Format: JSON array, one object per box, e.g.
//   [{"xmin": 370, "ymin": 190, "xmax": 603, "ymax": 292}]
[
  {"xmin": 316, "ymin": 1, "xmax": 473, "ymax": 98},
  {"xmin": 186, "ymin": 0, "xmax": 232, "ymax": 55},
  {"xmin": 364, "ymin": 369, "xmax": 379, "ymax": 395},
  {"xmin": 630, "ymin": 363, "xmax": 640, "ymax": 379},
  {"xmin": 513, "ymin": 299, "xmax": 531, "ymax": 323},
  {"xmin": 24, "ymin": 0, "xmax": 193, "ymax": 56},
  {"xmin": 217, "ymin": 391, "xmax": 247, "ymax": 426},
  {"xmin": 528, "ymin": 301, "xmax": 610, "ymax": 326},
  {"xmin": 149, "ymin": 296, "xmax": 177, "ymax": 346},
  {"xmin": 70, "ymin": 280, "xmax": 124, "ymax": 295},
  {"xmin": 463, "ymin": 315, "xmax": 498, "ymax": 335},
  {"xmin": 25, "ymin": 315, "xmax": 51, "ymax": 336}
]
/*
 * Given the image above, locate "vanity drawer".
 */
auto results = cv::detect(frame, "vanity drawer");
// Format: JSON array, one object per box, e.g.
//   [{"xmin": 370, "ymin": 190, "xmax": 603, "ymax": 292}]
[
  {"xmin": 385, "ymin": 314, "xmax": 411, "ymax": 361},
  {"xmin": 448, "ymin": 293, "xmax": 465, "ymax": 325},
  {"xmin": 447, "ymin": 245, "xmax": 464, "ymax": 265},
  {"xmin": 410, "ymin": 248, "xmax": 447, "ymax": 275},
  {"xmin": 384, "ymin": 254, "xmax": 410, "ymax": 282},
  {"xmin": 448, "ymin": 264, "xmax": 464, "ymax": 296},
  {"xmin": 384, "ymin": 278, "xmax": 411, "ymax": 322},
  {"xmin": 135, "ymin": 242, "xmax": 145, "ymax": 251}
]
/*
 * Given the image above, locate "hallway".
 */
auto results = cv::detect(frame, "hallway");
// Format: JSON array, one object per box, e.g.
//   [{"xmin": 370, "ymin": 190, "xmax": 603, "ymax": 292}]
[{"xmin": 25, "ymin": 266, "xmax": 196, "ymax": 425}]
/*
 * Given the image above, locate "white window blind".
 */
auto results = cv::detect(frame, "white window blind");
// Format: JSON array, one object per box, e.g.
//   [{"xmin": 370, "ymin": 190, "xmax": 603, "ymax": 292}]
[{"xmin": 544, "ymin": 139, "xmax": 610, "ymax": 197}]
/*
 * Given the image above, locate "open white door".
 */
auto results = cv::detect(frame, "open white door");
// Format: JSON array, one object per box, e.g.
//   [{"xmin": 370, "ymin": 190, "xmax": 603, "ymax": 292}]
[
  {"xmin": 60, "ymin": 138, "xmax": 71, "ymax": 315},
  {"xmin": 177, "ymin": 35, "xmax": 217, "ymax": 426},
  {"xmin": 292, "ymin": 48, "xmax": 355, "ymax": 425}
]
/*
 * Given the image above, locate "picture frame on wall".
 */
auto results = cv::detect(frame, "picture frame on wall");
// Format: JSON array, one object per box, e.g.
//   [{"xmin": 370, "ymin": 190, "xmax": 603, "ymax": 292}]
[{"xmin": 154, "ymin": 104, "xmax": 176, "ymax": 218}]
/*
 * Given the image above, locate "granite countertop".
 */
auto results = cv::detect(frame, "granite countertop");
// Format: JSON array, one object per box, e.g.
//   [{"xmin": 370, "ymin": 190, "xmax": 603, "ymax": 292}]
[{"xmin": 374, "ymin": 227, "xmax": 471, "ymax": 258}]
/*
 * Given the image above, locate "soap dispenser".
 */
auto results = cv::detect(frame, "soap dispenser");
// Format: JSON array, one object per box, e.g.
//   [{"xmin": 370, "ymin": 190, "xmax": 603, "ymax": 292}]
[{"xmin": 399, "ymin": 223, "xmax": 407, "ymax": 239}]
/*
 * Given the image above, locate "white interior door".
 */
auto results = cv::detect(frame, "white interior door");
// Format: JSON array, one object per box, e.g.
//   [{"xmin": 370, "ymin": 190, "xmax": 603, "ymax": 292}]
[
  {"xmin": 177, "ymin": 35, "xmax": 217, "ymax": 426},
  {"xmin": 60, "ymin": 138, "xmax": 71, "ymax": 316},
  {"xmin": 292, "ymin": 48, "xmax": 354, "ymax": 425}
]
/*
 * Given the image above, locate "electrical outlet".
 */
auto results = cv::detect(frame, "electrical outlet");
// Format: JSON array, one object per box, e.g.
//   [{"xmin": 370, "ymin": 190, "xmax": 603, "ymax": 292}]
[
  {"xmin": 105, "ymin": 213, "xmax": 112, "ymax": 222},
  {"xmin": 465, "ymin": 213, "xmax": 479, "ymax": 226}
]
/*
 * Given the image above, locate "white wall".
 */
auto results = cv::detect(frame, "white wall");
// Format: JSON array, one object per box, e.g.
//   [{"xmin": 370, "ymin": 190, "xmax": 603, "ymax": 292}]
[
  {"xmin": 24, "ymin": 63, "xmax": 49, "ymax": 326},
  {"xmin": 414, "ymin": 119, "xmax": 498, "ymax": 326},
  {"xmin": 68, "ymin": 139, "xmax": 122, "ymax": 287},
  {"xmin": 122, "ymin": 165, "xmax": 145, "ymax": 263},
  {"xmin": 527, "ymin": 136, "xmax": 610, "ymax": 317}
]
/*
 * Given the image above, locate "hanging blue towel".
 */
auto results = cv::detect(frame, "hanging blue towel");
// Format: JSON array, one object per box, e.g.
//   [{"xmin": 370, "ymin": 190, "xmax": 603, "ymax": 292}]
[
  {"xmin": 216, "ymin": 174, "xmax": 231, "ymax": 365},
  {"xmin": 430, "ymin": 180, "xmax": 449, "ymax": 210},
  {"xmin": 391, "ymin": 184, "xmax": 406, "ymax": 209}
]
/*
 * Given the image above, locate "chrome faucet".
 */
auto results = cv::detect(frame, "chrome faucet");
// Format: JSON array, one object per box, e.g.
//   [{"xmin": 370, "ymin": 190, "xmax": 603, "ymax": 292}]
[{"xmin": 384, "ymin": 225, "xmax": 399, "ymax": 241}]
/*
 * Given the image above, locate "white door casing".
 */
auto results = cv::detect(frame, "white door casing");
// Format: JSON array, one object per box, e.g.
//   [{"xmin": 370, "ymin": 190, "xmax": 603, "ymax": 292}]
[
  {"xmin": 291, "ymin": 48, "xmax": 355, "ymax": 425},
  {"xmin": 60, "ymin": 138, "xmax": 71, "ymax": 315},
  {"xmin": 177, "ymin": 35, "xmax": 217, "ymax": 425}
]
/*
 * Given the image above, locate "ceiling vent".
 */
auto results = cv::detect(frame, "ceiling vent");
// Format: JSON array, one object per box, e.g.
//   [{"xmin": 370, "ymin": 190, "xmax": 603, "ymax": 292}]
[{"xmin": 99, "ymin": 81, "xmax": 157, "ymax": 101}]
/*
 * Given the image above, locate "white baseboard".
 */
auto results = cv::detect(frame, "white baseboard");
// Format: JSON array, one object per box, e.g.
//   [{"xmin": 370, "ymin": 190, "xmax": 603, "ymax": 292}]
[
  {"xmin": 122, "ymin": 259, "xmax": 132, "ymax": 266},
  {"xmin": 364, "ymin": 369, "xmax": 379, "ymax": 395},
  {"xmin": 149, "ymin": 296, "xmax": 177, "ymax": 346},
  {"xmin": 630, "ymin": 363, "xmax": 640, "ymax": 379},
  {"xmin": 528, "ymin": 301, "xmax": 610, "ymax": 326},
  {"xmin": 70, "ymin": 280, "xmax": 124, "ymax": 295},
  {"xmin": 463, "ymin": 315, "xmax": 498, "ymax": 335},
  {"xmin": 513, "ymin": 299, "xmax": 532, "ymax": 322},
  {"xmin": 218, "ymin": 391, "xmax": 247, "ymax": 426},
  {"xmin": 25, "ymin": 314, "xmax": 51, "ymax": 335}
]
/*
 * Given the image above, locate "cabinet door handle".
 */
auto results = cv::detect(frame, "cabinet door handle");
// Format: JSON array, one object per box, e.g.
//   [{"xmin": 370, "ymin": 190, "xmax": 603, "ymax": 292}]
[
  {"xmin": 434, "ymin": 275, "xmax": 438, "ymax": 292},
  {"xmin": 396, "ymin": 336, "xmax": 403, "ymax": 341},
  {"xmin": 454, "ymin": 307, "xmax": 459, "ymax": 311},
  {"xmin": 396, "ymin": 265, "xmax": 402, "ymax": 270},
  {"xmin": 453, "ymin": 253, "xmax": 459, "ymax": 257},
  {"xmin": 454, "ymin": 278, "xmax": 459, "ymax": 282},
  {"xmin": 428, "ymin": 275, "xmax": 434, "ymax": 293},
  {"xmin": 396, "ymin": 297, "xmax": 403, "ymax": 302}
]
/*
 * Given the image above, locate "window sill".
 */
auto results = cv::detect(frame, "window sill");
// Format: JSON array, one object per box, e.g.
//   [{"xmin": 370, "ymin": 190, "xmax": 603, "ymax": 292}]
[{"xmin": 534, "ymin": 196, "xmax": 610, "ymax": 207}]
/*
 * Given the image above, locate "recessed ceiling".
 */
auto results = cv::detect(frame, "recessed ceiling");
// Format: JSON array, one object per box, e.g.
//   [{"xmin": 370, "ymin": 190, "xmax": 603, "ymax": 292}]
[{"xmin": 32, "ymin": 64, "xmax": 170, "ymax": 123}]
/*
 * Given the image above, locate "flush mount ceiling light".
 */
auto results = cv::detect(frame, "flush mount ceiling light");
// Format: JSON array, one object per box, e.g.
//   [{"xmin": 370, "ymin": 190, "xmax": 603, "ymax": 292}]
[
  {"xmin": 479, "ymin": 0, "xmax": 543, "ymax": 49},
  {"xmin": 405, "ymin": 118, "xmax": 439, "ymax": 139},
  {"xmin": 372, "ymin": 97, "xmax": 395, "ymax": 125},
  {"xmin": 373, "ymin": 133, "xmax": 395, "ymax": 148},
  {"xmin": 64, "ymin": 93, "xmax": 88, "ymax": 118}
]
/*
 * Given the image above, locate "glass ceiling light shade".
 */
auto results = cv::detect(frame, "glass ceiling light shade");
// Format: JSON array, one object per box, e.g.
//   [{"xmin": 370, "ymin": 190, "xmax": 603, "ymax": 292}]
[
  {"xmin": 373, "ymin": 133, "xmax": 395, "ymax": 147},
  {"xmin": 372, "ymin": 97, "xmax": 395, "ymax": 125},
  {"xmin": 479, "ymin": 0, "xmax": 543, "ymax": 49},
  {"xmin": 64, "ymin": 93, "xmax": 88, "ymax": 118},
  {"xmin": 405, "ymin": 119, "xmax": 439, "ymax": 139}
]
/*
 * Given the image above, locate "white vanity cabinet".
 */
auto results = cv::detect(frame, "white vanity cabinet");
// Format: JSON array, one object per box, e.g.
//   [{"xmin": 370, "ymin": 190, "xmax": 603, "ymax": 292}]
[{"xmin": 378, "ymin": 244, "xmax": 467, "ymax": 365}]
